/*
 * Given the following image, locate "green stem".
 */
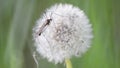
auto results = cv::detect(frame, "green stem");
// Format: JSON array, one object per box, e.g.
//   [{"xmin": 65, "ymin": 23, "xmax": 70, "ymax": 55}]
[{"xmin": 65, "ymin": 58, "xmax": 72, "ymax": 68}]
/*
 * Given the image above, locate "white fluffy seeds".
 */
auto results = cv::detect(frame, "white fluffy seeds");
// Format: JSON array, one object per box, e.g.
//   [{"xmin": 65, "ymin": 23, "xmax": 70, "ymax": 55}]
[{"xmin": 33, "ymin": 3, "xmax": 93, "ymax": 64}]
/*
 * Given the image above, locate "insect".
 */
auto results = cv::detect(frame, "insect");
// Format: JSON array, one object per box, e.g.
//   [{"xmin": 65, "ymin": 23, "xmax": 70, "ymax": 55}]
[
  {"xmin": 37, "ymin": 14, "xmax": 68, "ymax": 36},
  {"xmin": 34, "ymin": 12, "xmax": 54, "ymax": 68},
  {"xmin": 36, "ymin": 9, "xmax": 56, "ymax": 36},
  {"xmin": 38, "ymin": 18, "xmax": 52, "ymax": 36},
  {"xmin": 37, "ymin": 7, "xmax": 69, "ymax": 36}
]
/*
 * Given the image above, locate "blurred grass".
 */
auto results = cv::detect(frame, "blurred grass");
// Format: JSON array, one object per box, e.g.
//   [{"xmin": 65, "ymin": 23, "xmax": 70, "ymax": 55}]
[{"xmin": 0, "ymin": 0, "xmax": 120, "ymax": 68}]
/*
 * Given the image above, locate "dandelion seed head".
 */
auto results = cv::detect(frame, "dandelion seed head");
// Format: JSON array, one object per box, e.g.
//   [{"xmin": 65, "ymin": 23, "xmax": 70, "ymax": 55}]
[{"xmin": 33, "ymin": 3, "xmax": 93, "ymax": 64}]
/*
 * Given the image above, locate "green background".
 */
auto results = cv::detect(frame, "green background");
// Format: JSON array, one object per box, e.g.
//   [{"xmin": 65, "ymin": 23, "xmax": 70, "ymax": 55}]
[{"xmin": 0, "ymin": 0, "xmax": 120, "ymax": 68}]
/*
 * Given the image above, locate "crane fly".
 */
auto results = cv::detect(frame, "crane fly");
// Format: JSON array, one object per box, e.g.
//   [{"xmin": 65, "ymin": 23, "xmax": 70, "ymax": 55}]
[
  {"xmin": 37, "ymin": 8, "xmax": 68, "ymax": 36},
  {"xmin": 37, "ymin": 18, "xmax": 52, "ymax": 36},
  {"xmin": 36, "ymin": 4, "xmax": 69, "ymax": 36},
  {"xmin": 36, "ymin": 8, "xmax": 57, "ymax": 36}
]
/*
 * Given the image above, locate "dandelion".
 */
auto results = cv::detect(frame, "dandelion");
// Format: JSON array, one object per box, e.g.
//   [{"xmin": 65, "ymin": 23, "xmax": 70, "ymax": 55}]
[{"xmin": 33, "ymin": 3, "xmax": 93, "ymax": 68}]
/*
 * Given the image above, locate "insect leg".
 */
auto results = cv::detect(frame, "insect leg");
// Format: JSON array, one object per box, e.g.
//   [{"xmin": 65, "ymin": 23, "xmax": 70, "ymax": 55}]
[
  {"xmin": 42, "ymin": 33, "xmax": 54, "ymax": 58},
  {"xmin": 33, "ymin": 51, "xmax": 39, "ymax": 68}
]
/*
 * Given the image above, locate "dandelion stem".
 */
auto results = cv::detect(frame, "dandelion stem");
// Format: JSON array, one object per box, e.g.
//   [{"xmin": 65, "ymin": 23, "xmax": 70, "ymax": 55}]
[{"xmin": 65, "ymin": 58, "xmax": 72, "ymax": 68}]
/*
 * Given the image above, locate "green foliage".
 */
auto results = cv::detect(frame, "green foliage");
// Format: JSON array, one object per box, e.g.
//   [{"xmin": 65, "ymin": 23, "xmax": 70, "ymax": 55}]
[{"xmin": 0, "ymin": 0, "xmax": 120, "ymax": 68}]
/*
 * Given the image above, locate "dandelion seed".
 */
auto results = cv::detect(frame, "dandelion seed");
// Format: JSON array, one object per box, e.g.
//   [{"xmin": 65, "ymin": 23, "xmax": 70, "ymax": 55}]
[{"xmin": 33, "ymin": 3, "xmax": 93, "ymax": 64}]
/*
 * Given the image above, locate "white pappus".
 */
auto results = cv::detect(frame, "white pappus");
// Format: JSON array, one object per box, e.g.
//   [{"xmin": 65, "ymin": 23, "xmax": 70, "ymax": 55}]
[{"xmin": 32, "ymin": 3, "xmax": 93, "ymax": 64}]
